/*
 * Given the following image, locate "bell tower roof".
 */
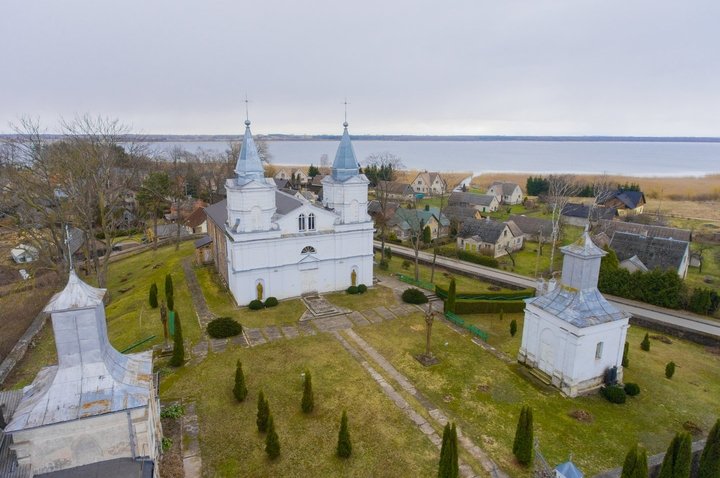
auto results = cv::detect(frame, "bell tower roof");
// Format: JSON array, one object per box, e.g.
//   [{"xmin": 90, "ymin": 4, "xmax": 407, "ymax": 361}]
[
  {"xmin": 560, "ymin": 230, "xmax": 607, "ymax": 290},
  {"xmin": 234, "ymin": 120, "xmax": 265, "ymax": 181},
  {"xmin": 331, "ymin": 122, "xmax": 360, "ymax": 181}
]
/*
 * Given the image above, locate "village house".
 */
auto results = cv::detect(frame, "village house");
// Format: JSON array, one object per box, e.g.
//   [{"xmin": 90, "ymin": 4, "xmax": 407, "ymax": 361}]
[
  {"xmin": 456, "ymin": 218, "xmax": 524, "ymax": 258},
  {"xmin": 594, "ymin": 219, "xmax": 692, "ymax": 242},
  {"xmin": 597, "ymin": 189, "xmax": 646, "ymax": 216},
  {"xmin": 10, "ymin": 244, "xmax": 38, "ymax": 264},
  {"xmin": 410, "ymin": 171, "xmax": 446, "ymax": 196},
  {"xmin": 519, "ymin": 231, "xmax": 631, "ymax": 397},
  {"xmin": 375, "ymin": 181, "xmax": 415, "ymax": 201},
  {"xmin": 387, "ymin": 206, "xmax": 450, "ymax": 241},
  {"xmin": 444, "ymin": 205, "xmax": 483, "ymax": 231},
  {"xmin": 448, "ymin": 191, "xmax": 500, "ymax": 213},
  {"xmin": 0, "ymin": 269, "xmax": 162, "ymax": 476},
  {"xmin": 274, "ymin": 168, "xmax": 309, "ymax": 185},
  {"xmin": 508, "ymin": 215, "xmax": 554, "ymax": 242},
  {"xmin": 609, "ymin": 231, "xmax": 690, "ymax": 278},
  {"xmin": 561, "ymin": 203, "xmax": 618, "ymax": 227},
  {"xmin": 185, "ymin": 206, "xmax": 208, "ymax": 234},
  {"xmin": 203, "ymin": 118, "xmax": 374, "ymax": 304},
  {"xmin": 487, "ymin": 181, "xmax": 523, "ymax": 205},
  {"xmin": 145, "ymin": 223, "xmax": 193, "ymax": 242}
]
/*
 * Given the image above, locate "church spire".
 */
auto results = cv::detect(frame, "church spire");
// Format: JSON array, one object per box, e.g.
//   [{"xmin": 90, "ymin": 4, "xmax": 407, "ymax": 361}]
[
  {"xmin": 234, "ymin": 113, "xmax": 265, "ymax": 181},
  {"xmin": 331, "ymin": 119, "xmax": 360, "ymax": 181}
]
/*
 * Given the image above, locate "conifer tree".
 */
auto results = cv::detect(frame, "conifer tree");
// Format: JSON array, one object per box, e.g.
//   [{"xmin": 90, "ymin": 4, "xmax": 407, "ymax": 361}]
[
  {"xmin": 658, "ymin": 432, "xmax": 692, "ymax": 478},
  {"xmin": 256, "ymin": 391, "xmax": 269, "ymax": 433},
  {"xmin": 449, "ymin": 423, "xmax": 459, "ymax": 478},
  {"xmin": 622, "ymin": 341, "xmax": 630, "ymax": 367},
  {"xmin": 165, "ymin": 273, "xmax": 174, "ymax": 299},
  {"xmin": 641, "ymin": 333, "xmax": 651, "ymax": 351},
  {"xmin": 698, "ymin": 419, "xmax": 720, "ymax": 478},
  {"xmin": 337, "ymin": 410, "xmax": 352, "ymax": 458},
  {"xmin": 446, "ymin": 278, "xmax": 456, "ymax": 313},
  {"xmin": 512, "ymin": 406, "xmax": 533, "ymax": 465},
  {"xmin": 510, "ymin": 319, "xmax": 518, "ymax": 337},
  {"xmin": 149, "ymin": 283, "xmax": 158, "ymax": 308},
  {"xmin": 233, "ymin": 360, "xmax": 248, "ymax": 402},
  {"xmin": 265, "ymin": 414, "xmax": 280, "ymax": 459},
  {"xmin": 665, "ymin": 361, "xmax": 676, "ymax": 379},
  {"xmin": 438, "ymin": 422, "xmax": 451, "ymax": 477},
  {"xmin": 169, "ymin": 311, "xmax": 184, "ymax": 366},
  {"xmin": 621, "ymin": 445, "xmax": 649, "ymax": 478},
  {"xmin": 301, "ymin": 370, "xmax": 314, "ymax": 413}
]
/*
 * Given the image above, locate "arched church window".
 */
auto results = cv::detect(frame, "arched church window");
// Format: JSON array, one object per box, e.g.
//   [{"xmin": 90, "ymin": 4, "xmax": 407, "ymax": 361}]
[
  {"xmin": 298, "ymin": 214, "xmax": 306, "ymax": 231},
  {"xmin": 301, "ymin": 246, "xmax": 316, "ymax": 254},
  {"xmin": 308, "ymin": 213, "xmax": 315, "ymax": 231}
]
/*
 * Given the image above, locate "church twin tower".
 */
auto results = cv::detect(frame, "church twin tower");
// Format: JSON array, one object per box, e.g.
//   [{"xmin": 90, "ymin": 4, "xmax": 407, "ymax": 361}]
[{"xmin": 222, "ymin": 118, "xmax": 374, "ymax": 305}]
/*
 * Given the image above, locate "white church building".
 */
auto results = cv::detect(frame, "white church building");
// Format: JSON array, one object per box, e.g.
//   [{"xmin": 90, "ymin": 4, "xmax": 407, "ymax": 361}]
[
  {"xmin": 204, "ymin": 118, "xmax": 374, "ymax": 305},
  {"xmin": 518, "ymin": 231, "xmax": 630, "ymax": 397},
  {"xmin": 1, "ymin": 269, "xmax": 161, "ymax": 477}
]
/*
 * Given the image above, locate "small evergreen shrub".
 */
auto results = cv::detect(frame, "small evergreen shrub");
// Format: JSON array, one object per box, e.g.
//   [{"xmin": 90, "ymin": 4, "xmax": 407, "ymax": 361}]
[
  {"xmin": 622, "ymin": 341, "xmax": 630, "ymax": 368},
  {"xmin": 513, "ymin": 406, "xmax": 533, "ymax": 465},
  {"xmin": 264, "ymin": 297, "xmax": 279, "ymax": 307},
  {"xmin": 165, "ymin": 273, "xmax": 174, "ymax": 299},
  {"xmin": 265, "ymin": 415, "xmax": 280, "ymax": 459},
  {"xmin": 641, "ymin": 333, "xmax": 651, "ymax": 351},
  {"xmin": 248, "ymin": 299, "xmax": 265, "ymax": 310},
  {"xmin": 169, "ymin": 311, "xmax": 184, "ymax": 367},
  {"xmin": 379, "ymin": 260, "xmax": 389, "ymax": 270},
  {"xmin": 161, "ymin": 437, "xmax": 173, "ymax": 452},
  {"xmin": 357, "ymin": 284, "xmax": 368, "ymax": 293},
  {"xmin": 384, "ymin": 246, "xmax": 392, "ymax": 260},
  {"xmin": 256, "ymin": 391, "xmax": 269, "ymax": 432},
  {"xmin": 160, "ymin": 403, "xmax": 184, "ymax": 419},
  {"xmin": 233, "ymin": 360, "xmax": 248, "ymax": 402},
  {"xmin": 601, "ymin": 385, "xmax": 627, "ymax": 404},
  {"xmin": 207, "ymin": 317, "xmax": 243, "ymax": 338},
  {"xmin": 167, "ymin": 293, "xmax": 174, "ymax": 312},
  {"xmin": 624, "ymin": 383, "xmax": 641, "ymax": 396},
  {"xmin": 347, "ymin": 285, "xmax": 359, "ymax": 294},
  {"xmin": 510, "ymin": 319, "xmax": 518, "ymax": 337},
  {"xmin": 402, "ymin": 288, "xmax": 428, "ymax": 304},
  {"xmin": 665, "ymin": 361, "xmax": 676, "ymax": 379},
  {"xmin": 336, "ymin": 410, "xmax": 352, "ymax": 458},
  {"xmin": 149, "ymin": 283, "xmax": 158, "ymax": 308},
  {"xmin": 301, "ymin": 370, "xmax": 314, "ymax": 414},
  {"xmin": 401, "ymin": 260, "xmax": 411, "ymax": 270},
  {"xmin": 699, "ymin": 419, "xmax": 720, "ymax": 478}
]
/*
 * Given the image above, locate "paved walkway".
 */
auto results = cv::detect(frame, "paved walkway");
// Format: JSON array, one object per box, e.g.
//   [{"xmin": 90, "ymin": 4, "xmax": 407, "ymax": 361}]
[
  {"xmin": 182, "ymin": 258, "xmax": 214, "ymax": 363},
  {"xmin": 342, "ymin": 329, "xmax": 507, "ymax": 478},
  {"xmin": 182, "ymin": 402, "xmax": 202, "ymax": 478}
]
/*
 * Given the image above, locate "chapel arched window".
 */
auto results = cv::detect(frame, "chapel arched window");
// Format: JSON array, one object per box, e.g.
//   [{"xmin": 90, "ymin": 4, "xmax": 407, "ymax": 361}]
[
  {"xmin": 301, "ymin": 246, "xmax": 316, "ymax": 254},
  {"xmin": 308, "ymin": 213, "xmax": 315, "ymax": 231},
  {"xmin": 298, "ymin": 214, "xmax": 306, "ymax": 231}
]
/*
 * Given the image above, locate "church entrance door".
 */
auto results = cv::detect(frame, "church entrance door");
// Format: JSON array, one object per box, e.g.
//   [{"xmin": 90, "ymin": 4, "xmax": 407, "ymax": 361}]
[{"xmin": 302, "ymin": 269, "xmax": 318, "ymax": 294}]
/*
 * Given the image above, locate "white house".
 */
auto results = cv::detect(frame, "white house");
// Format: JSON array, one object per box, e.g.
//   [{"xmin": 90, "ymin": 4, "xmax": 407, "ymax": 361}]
[
  {"xmin": 410, "ymin": 172, "xmax": 446, "ymax": 196},
  {"xmin": 2, "ymin": 269, "xmax": 161, "ymax": 476},
  {"xmin": 487, "ymin": 182, "xmax": 523, "ymax": 205},
  {"xmin": 10, "ymin": 244, "xmax": 38, "ymax": 264},
  {"xmin": 518, "ymin": 231, "xmax": 630, "ymax": 397},
  {"xmin": 456, "ymin": 218, "xmax": 524, "ymax": 258},
  {"xmin": 214, "ymin": 118, "xmax": 374, "ymax": 305}
]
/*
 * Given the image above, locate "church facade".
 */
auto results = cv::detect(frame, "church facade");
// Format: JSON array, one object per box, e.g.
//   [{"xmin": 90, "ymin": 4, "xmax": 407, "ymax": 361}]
[
  {"xmin": 518, "ymin": 231, "xmax": 630, "ymax": 397},
  {"xmin": 205, "ymin": 119, "xmax": 374, "ymax": 305}
]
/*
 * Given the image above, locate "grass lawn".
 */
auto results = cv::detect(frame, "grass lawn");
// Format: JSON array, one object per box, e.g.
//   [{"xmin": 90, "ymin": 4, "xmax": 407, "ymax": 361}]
[
  {"xmin": 460, "ymin": 312, "xmax": 524, "ymax": 356},
  {"xmin": 194, "ymin": 265, "xmax": 307, "ymax": 328},
  {"xmin": 376, "ymin": 252, "xmax": 513, "ymax": 293},
  {"xmin": 161, "ymin": 334, "xmax": 439, "ymax": 477},
  {"xmin": 354, "ymin": 315, "xmax": 720, "ymax": 476},
  {"xmin": 324, "ymin": 285, "xmax": 399, "ymax": 311}
]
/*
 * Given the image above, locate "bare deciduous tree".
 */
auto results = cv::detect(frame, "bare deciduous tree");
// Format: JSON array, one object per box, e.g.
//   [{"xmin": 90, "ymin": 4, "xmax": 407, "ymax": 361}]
[
  {"xmin": 546, "ymin": 174, "xmax": 579, "ymax": 273},
  {"xmin": 365, "ymin": 152, "xmax": 404, "ymax": 263}
]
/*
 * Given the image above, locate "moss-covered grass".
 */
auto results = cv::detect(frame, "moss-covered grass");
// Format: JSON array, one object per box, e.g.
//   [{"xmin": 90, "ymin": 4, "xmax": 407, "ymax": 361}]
[
  {"xmin": 459, "ymin": 312, "xmax": 524, "ymax": 356},
  {"xmin": 354, "ymin": 315, "xmax": 720, "ymax": 477},
  {"xmin": 193, "ymin": 265, "xmax": 306, "ymax": 328},
  {"xmin": 161, "ymin": 334, "xmax": 439, "ymax": 477}
]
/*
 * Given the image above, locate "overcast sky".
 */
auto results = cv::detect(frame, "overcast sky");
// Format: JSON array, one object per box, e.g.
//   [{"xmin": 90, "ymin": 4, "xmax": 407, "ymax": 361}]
[{"xmin": 1, "ymin": 0, "xmax": 719, "ymax": 136}]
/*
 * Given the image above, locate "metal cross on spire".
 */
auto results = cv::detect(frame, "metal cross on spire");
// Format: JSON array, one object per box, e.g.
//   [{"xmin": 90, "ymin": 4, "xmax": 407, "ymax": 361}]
[
  {"xmin": 244, "ymin": 94, "xmax": 250, "ymax": 124},
  {"xmin": 343, "ymin": 98, "xmax": 350, "ymax": 126},
  {"xmin": 64, "ymin": 224, "xmax": 74, "ymax": 271}
]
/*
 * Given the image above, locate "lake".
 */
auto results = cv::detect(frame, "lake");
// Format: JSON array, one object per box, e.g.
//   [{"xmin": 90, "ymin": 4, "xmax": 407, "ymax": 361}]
[{"xmin": 147, "ymin": 139, "xmax": 720, "ymax": 177}]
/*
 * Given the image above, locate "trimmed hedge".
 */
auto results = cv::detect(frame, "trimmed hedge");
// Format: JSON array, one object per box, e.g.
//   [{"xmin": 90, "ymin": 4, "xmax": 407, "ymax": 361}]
[
  {"xmin": 601, "ymin": 385, "xmax": 627, "ymax": 404},
  {"xmin": 248, "ymin": 300, "xmax": 265, "ymax": 310},
  {"xmin": 347, "ymin": 286, "xmax": 359, "ymax": 295},
  {"xmin": 457, "ymin": 250, "xmax": 499, "ymax": 268},
  {"xmin": 454, "ymin": 299, "xmax": 525, "ymax": 314},
  {"xmin": 264, "ymin": 297, "xmax": 279, "ymax": 307},
  {"xmin": 402, "ymin": 288, "xmax": 428, "ymax": 304},
  {"xmin": 624, "ymin": 383, "xmax": 641, "ymax": 396},
  {"xmin": 207, "ymin": 317, "xmax": 243, "ymax": 338},
  {"xmin": 357, "ymin": 284, "xmax": 368, "ymax": 293},
  {"xmin": 435, "ymin": 285, "xmax": 534, "ymax": 301}
]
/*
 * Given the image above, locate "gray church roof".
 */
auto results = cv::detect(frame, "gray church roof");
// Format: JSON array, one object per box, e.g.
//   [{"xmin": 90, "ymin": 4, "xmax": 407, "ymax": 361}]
[
  {"xmin": 609, "ymin": 231, "xmax": 689, "ymax": 273},
  {"xmin": 205, "ymin": 199, "xmax": 227, "ymax": 227},
  {"xmin": 204, "ymin": 191, "xmax": 304, "ymax": 231},
  {"xmin": 331, "ymin": 123, "xmax": 360, "ymax": 181},
  {"xmin": 44, "ymin": 269, "xmax": 105, "ymax": 312},
  {"xmin": 526, "ymin": 285, "xmax": 629, "ymax": 328},
  {"xmin": 234, "ymin": 120, "xmax": 265, "ymax": 182}
]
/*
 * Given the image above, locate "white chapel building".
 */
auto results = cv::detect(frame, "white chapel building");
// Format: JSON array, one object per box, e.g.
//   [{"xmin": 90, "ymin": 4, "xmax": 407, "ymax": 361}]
[
  {"xmin": 204, "ymin": 118, "xmax": 374, "ymax": 305},
  {"xmin": 1, "ymin": 269, "xmax": 161, "ymax": 477},
  {"xmin": 518, "ymin": 231, "xmax": 630, "ymax": 397}
]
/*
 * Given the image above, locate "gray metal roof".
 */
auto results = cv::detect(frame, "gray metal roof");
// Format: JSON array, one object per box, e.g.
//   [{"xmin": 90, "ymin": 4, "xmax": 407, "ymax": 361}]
[
  {"xmin": 562, "ymin": 203, "xmax": 618, "ymax": 220},
  {"xmin": 508, "ymin": 215, "xmax": 553, "ymax": 237},
  {"xmin": 609, "ymin": 231, "xmax": 689, "ymax": 273},
  {"xmin": 561, "ymin": 231, "xmax": 606, "ymax": 258},
  {"xmin": 527, "ymin": 285, "xmax": 629, "ymax": 328},
  {"xmin": 275, "ymin": 190, "xmax": 304, "ymax": 215},
  {"xmin": 36, "ymin": 457, "xmax": 154, "ymax": 478},
  {"xmin": 596, "ymin": 219, "xmax": 691, "ymax": 242},
  {"xmin": 490, "ymin": 181, "xmax": 521, "ymax": 196},
  {"xmin": 331, "ymin": 124, "xmax": 360, "ymax": 181},
  {"xmin": 204, "ymin": 199, "xmax": 227, "ymax": 228},
  {"xmin": 44, "ymin": 270, "xmax": 106, "ymax": 312},
  {"xmin": 457, "ymin": 218, "xmax": 510, "ymax": 243},
  {"xmin": 194, "ymin": 235, "xmax": 212, "ymax": 248},
  {"xmin": 0, "ymin": 391, "xmax": 30, "ymax": 478},
  {"xmin": 234, "ymin": 121, "xmax": 265, "ymax": 182},
  {"xmin": 449, "ymin": 192, "xmax": 496, "ymax": 207}
]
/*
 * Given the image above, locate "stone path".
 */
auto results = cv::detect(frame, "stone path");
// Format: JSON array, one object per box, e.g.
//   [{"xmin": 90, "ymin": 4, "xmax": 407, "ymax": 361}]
[
  {"xmin": 342, "ymin": 329, "xmax": 508, "ymax": 478},
  {"xmin": 182, "ymin": 259, "xmax": 214, "ymax": 363},
  {"xmin": 182, "ymin": 402, "xmax": 202, "ymax": 478}
]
